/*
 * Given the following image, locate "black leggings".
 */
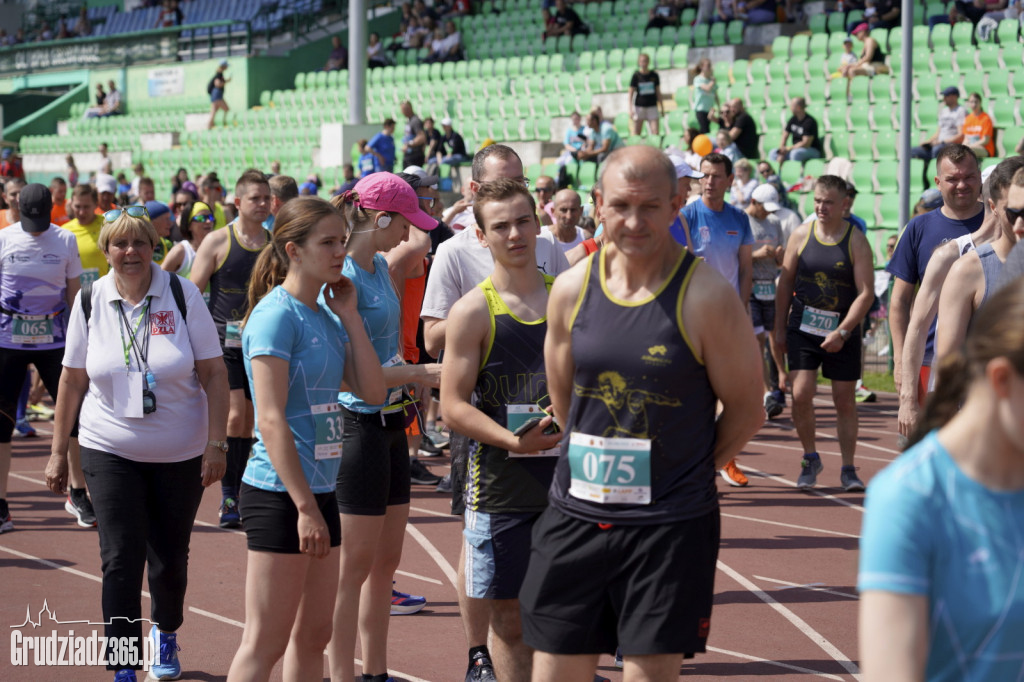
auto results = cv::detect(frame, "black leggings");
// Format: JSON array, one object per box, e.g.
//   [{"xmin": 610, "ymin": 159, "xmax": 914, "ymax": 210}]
[
  {"xmin": 0, "ymin": 347, "xmax": 76, "ymax": 442},
  {"xmin": 80, "ymin": 447, "xmax": 204, "ymax": 670}
]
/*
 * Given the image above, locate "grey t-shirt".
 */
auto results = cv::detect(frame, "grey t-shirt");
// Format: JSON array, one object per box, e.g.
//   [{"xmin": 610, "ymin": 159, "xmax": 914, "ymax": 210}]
[
  {"xmin": 938, "ymin": 105, "xmax": 967, "ymax": 143},
  {"xmin": 995, "ymin": 239, "xmax": 1024, "ymax": 293},
  {"xmin": 748, "ymin": 213, "xmax": 783, "ymax": 282}
]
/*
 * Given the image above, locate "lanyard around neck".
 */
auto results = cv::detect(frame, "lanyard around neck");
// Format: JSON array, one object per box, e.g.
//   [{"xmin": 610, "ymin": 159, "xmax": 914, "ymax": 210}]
[{"xmin": 116, "ymin": 297, "xmax": 151, "ymax": 371}]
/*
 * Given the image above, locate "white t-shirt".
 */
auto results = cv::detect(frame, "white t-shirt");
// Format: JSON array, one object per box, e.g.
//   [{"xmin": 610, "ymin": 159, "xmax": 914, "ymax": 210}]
[
  {"xmin": 541, "ymin": 225, "xmax": 586, "ymax": 252},
  {"xmin": 420, "ymin": 225, "xmax": 571, "ymax": 320},
  {"xmin": 63, "ymin": 263, "xmax": 223, "ymax": 462}
]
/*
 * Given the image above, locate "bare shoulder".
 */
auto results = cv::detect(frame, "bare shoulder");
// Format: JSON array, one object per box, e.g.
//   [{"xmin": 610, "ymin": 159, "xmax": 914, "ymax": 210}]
[
  {"xmin": 686, "ymin": 259, "xmax": 738, "ymax": 309},
  {"xmin": 448, "ymin": 286, "xmax": 488, "ymax": 327},
  {"xmin": 551, "ymin": 252, "xmax": 592, "ymax": 301},
  {"xmin": 198, "ymin": 227, "xmax": 229, "ymax": 253},
  {"xmin": 945, "ymin": 248, "xmax": 982, "ymax": 283}
]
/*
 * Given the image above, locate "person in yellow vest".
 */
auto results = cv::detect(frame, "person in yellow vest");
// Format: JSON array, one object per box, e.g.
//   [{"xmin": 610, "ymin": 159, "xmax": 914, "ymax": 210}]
[{"xmin": 62, "ymin": 184, "xmax": 108, "ymax": 286}]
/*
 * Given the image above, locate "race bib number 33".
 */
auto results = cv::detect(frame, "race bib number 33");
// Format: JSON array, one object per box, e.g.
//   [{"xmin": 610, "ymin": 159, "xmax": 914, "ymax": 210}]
[
  {"xmin": 568, "ymin": 432, "xmax": 652, "ymax": 504},
  {"xmin": 312, "ymin": 403, "xmax": 343, "ymax": 460}
]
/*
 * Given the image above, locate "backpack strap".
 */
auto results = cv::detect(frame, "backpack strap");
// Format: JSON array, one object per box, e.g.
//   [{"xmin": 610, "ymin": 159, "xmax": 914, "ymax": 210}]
[
  {"xmin": 81, "ymin": 274, "xmax": 188, "ymax": 324},
  {"xmin": 81, "ymin": 280, "xmax": 93, "ymax": 323}
]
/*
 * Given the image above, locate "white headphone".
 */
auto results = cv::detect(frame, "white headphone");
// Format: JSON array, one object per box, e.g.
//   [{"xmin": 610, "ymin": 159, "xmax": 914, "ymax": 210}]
[{"xmin": 378, "ymin": 215, "xmax": 391, "ymax": 229}]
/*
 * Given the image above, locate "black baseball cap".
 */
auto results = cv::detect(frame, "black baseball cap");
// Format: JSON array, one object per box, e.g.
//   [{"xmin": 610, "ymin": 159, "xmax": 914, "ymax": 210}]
[{"xmin": 19, "ymin": 183, "xmax": 52, "ymax": 233}]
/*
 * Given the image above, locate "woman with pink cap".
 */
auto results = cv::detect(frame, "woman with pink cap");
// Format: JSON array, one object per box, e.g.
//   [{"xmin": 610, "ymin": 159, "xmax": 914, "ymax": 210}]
[
  {"xmin": 839, "ymin": 23, "xmax": 888, "ymax": 101},
  {"xmin": 325, "ymin": 173, "xmax": 442, "ymax": 682}
]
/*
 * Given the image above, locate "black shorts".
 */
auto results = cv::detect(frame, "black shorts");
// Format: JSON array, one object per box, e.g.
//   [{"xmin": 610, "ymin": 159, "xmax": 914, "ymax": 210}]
[
  {"xmin": 222, "ymin": 347, "xmax": 251, "ymax": 400},
  {"xmin": 449, "ymin": 431, "xmax": 470, "ymax": 516},
  {"xmin": 239, "ymin": 482, "xmax": 342, "ymax": 553},
  {"xmin": 0, "ymin": 346, "xmax": 78, "ymax": 443},
  {"xmin": 749, "ymin": 298, "xmax": 775, "ymax": 335},
  {"xmin": 520, "ymin": 506, "xmax": 720, "ymax": 657},
  {"xmin": 335, "ymin": 407, "xmax": 411, "ymax": 515},
  {"xmin": 786, "ymin": 326, "xmax": 862, "ymax": 382}
]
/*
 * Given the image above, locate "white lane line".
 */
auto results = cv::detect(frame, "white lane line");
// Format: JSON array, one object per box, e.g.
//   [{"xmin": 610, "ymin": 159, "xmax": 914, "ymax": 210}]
[
  {"xmin": 754, "ymin": 576, "xmax": 859, "ymax": 600},
  {"xmin": 717, "ymin": 560, "xmax": 862, "ymax": 679},
  {"xmin": 754, "ymin": 439, "xmax": 893, "ymax": 464},
  {"xmin": 2, "ymin": 544, "xmax": 434, "ymax": 682},
  {"xmin": 194, "ymin": 518, "xmax": 245, "ymax": 536},
  {"xmin": 721, "ymin": 513, "xmax": 860, "ymax": 539},
  {"xmin": 409, "ymin": 505, "xmax": 456, "ymax": 519},
  {"xmin": 706, "ymin": 646, "xmax": 846, "ymax": 680},
  {"xmin": 395, "ymin": 569, "xmax": 444, "ymax": 586},
  {"xmin": 405, "ymin": 523, "xmax": 457, "ymax": 587},
  {"xmin": 738, "ymin": 465, "xmax": 866, "ymax": 512},
  {"xmin": 10, "ymin": 471, "xmax": 46, "ymax": 486}
]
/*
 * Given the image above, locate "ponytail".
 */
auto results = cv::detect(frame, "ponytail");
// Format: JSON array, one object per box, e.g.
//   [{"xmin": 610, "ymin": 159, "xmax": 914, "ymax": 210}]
[
  {"xmin": 906, "ymin": 351, "xmax": 970, "ymax": 449},
  {"xmin": 331, "ymin": 190, "xmax": 372, "ymax": 232},
  {"xmin": 244, "ymin": 244, "xmax": 289, "ymax": 325}
]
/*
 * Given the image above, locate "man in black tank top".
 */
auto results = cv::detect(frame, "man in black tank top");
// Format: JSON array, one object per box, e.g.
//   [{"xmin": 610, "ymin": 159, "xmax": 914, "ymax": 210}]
[
  {"xmin": 773, "ymin": 175, "xmax": 875, "ymax": 493},
  {"xmin": 441, "ymin": 179, "xmax": 562, "ymax": 682},
  {"xmin": 189, "ymin": 169, "xmax": 272, "ymax": 528},
  {"xmin": 519, "ymin": 146, "xmax": 764, "ymax": 678}
]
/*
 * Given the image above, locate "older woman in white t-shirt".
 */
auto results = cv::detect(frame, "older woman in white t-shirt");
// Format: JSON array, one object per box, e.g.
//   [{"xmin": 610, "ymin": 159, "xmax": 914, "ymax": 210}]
[{"xmin": 45, "ymin": 208, "xmax": 229, "ymax": 682}]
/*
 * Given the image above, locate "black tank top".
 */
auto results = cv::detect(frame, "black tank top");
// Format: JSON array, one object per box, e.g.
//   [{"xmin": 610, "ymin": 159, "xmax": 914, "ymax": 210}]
[
  {"xmin": 789, "ymin": 221, "xmax": 858, "ymax": 331},
  {"xmin": 208, "ymin": 223, "xmax": 270, "ymax": 342},
  {"xmin": 548, "ymin": 249, "xmax": 718, "ymax": 525},
  {"xmin": 466, "ymin": 276, "xmax": 557, "ymax": 514}
]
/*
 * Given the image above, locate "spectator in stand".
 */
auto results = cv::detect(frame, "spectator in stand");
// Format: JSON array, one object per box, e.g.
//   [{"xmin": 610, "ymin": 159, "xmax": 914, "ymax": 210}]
[
  {"xmin": 423, "ymin": 27, "xmax": 447, "ymax": 63},
  {"xmin": 323, "ymin": 35, "xmax": 348, "ymax": 71},
  {"xmin": 628, "ymin": 53, "xmax": 664, "ymax": 136},
  {"xmin": 207, "ymin": 61, "xmax": 230, "ymax": 130},
  {"xmin": 51, "ymin": 178, "xmax": 70, "ymax": 226},
  {"xmin": 556, "ymin": 111, "xmax": 587, "ymax": 168},
  {"xmin": 647, "ymin": 0, "xmax": 682, "ymax": 29},
  {"xmin": 413, "ymin": 0, "xmax": 440, "ymax": 22},
  {"xmin": 55, "ymin": 20, "xmax": 71, "ymax": 41},
  {"xmin": 391, "ymin": 18, "xmax": 428, "ymax": 53},
  {"xmin": 963, "ymin": 92, "xmax": 996, "ymax": 159},
  {"xmin": 830, "ymin": 35, "xmax": 858, "ymax": 78},
  {"xmin": 731, "ymin": 159, "xmax": 759, "ymax": 209},
  {"xmin": 423, "ymin": 118, "xmax": 443, "ymax": 169},
  {"xmin": 770, "ymin": 97, "xmax": 824, "ymax": 164},
  {"xmin": 11, "ymin": 28, "xmax": 24, "ymax": 45},
  {"xmin": 434, "ymin": 117, "xmax": 469, "ymax": 172},
  {"xmin": 710, "ymin": 98, "xmax": 761, "ymax": 160},
  {"xmin": 691, "ymin": 58, "xmax": 719, "ymax": 135},
  {"xmin": 93, "ymin": 83, "xmax": 106, "ymax": 109},
  {"xmin": 0, "ymin": 149, "xmax": 24, "ymax": 180},
  {"xmin": 577, "ymin": 109, "xmax": 625, "ymax": 165},
  {"xmin": 430, "ymin": 20, "xmax": 464, "ymax": 62},
  {"xmin": 745, "ymin": 0, "xmax": 779, "ymax": 24},
  {"xmin": 680, "ymin": 127, "xmax": 704, "ymax": 169},
  {"xmin": 74, "ymin": 6, "xmax": 92, "ymax": 37},
  {"xmin": 534, "ymin": 175, "xmax": 557, "ymax": 226},
  {"xmin": 912, "ymin": 86, "xmax": 967, "ymax": 188},
  {"xmin": 713, "ymin": 0, "xmax": 742, "ymax": 22},
  {"xmin": 368, "ymin": 119, "xmax": 397, "ymax": 172},
  {"xmin": 545, "ymin": 0, "xmax": 589, "ymax": 41},
  {"xmin": 865, "ymin": 0, "xmax": 901, "ymax": 28},
  {"xmin": 716, "ymin": 129, "xmax": 743, "ymax": 162},
  {"xmin": 35, "ymin": 21, "xmax": 54, "ymax": 42},
  {"xmin": 84, "ymin": 81, "xmax": 121, "ymax": 119},
  {"xmin": 155, "ymin": 0, "xmax": 184, "ymax": 28},
  {"xmin": 840, "ymin": 23, "xmax": 889, "ymax": 102},
  {"xmin": 368, "ymin": 32, "xmax": 390, "ymax": 68}
]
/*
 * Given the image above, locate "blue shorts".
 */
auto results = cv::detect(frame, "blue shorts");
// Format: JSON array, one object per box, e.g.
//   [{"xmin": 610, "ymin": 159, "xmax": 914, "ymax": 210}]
[
  {"xmin": 210, "ymin": 88, "xmax": 224, "ymax": 102},
  {"xmin": 464, "ymin": 508, "xmax": 542, "ymax": 600}
]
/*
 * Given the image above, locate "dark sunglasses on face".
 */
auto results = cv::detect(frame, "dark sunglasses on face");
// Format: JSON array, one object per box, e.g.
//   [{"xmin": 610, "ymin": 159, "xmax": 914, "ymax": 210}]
[{"xmin": 1005, "ymin": 206, "xmax": 1024, "ymax": 225}]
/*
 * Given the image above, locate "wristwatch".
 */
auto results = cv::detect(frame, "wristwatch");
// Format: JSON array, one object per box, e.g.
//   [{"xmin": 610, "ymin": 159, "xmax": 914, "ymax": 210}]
[
  {"xmin": 837, "ymin": 329, "xmax": 850, "ymax": 341},
  {"xmin": 206, "ymin": 440, "xmax": 229, "ymax": 453}
]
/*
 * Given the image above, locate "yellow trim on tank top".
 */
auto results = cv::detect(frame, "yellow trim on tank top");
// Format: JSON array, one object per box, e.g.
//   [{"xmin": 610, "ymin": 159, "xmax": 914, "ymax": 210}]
[
  {"xmin": 598, "ymin": 246, "xmax": 686, "ymax": 307},
  {"xmin": 477, "ymin": 275, "xmax": 554, "ymax": 371},
  {"xmin": 567, "ymin": 252, "xmax": 595, "ymax": 332},
  {"xmin": 674, "ymin": 255, "xmax": 705, "ymax": 366},
  {"xmin": 812, "ymin": 219, "xmax": 851, "ymax": 247}
]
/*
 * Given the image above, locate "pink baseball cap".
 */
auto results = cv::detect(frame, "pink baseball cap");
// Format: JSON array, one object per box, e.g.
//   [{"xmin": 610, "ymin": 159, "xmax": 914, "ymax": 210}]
[{"xmin": 353, "ymin": 172, "xmax": 437, "ymax": 230}]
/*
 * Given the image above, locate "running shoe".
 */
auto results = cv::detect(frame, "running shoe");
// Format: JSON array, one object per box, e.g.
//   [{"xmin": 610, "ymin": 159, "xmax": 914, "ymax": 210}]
[
  {"xmin": 218, "ymin": 497, "xmax": 241, "ymax": 529},
  {"xmin": 614, "ymin": 648, "xmax": 624, "ymax": 668},
  {"xmin": 410, "ymin": 458, "xmax": 443, "ymax": 486},
  {"xmin": 425, "ymin": 426, "xmax": 450, "ymax": 449},
  {"xmin": 465, "ymin": 650, "xmax": 497, "ymax": 682},
  {"xmin": 764, "ymin": 392, "xmax": 784, "ymax": 419},
  {"xmin": 147, "ymin": 626, "xmax": 180, "ymax": 681},
  {"xmin": 417, "ymin": 437, "xmax": 444, "ymax": 457},
  {"xmin": 390, "ymin": 586, "xmax": 426, "ymax": 615},
  {"xmin": 720, "ymin": 459, "xmax": 749, "ymax": 487},
  {"xmin": 25, "ymin": 402, "xmax": 55, "ymax": 421},
  {"xmin": 854, "ymin": 385, "xmax": 877, "ymax": 403},
  {"xmin": 435, "ymin": 472, "xmax": 453, "ymax": 493},
  {"xmin": 114, "ymin": 670, "xmax": 138, "ymax": 682},
  {"xmin": 797, "ymin": 456, "xmax": 823, "ymax": 489},
  {"xmin": 13, "ymin": 418, "xmax": 36, "ymax": 438},
  {"xmin": 65, "ymin": 488, "xmax": 97, "ymax": 527},
  {"xmin": 840, "ymin": 466, "xmax": 866, "ymax": 492},
  {"xmin": 0, "ymin": 499, "xmax": 12, "ymax": 534}
]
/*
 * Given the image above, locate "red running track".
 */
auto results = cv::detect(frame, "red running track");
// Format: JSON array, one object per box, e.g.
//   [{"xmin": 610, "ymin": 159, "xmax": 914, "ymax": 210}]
[{"xmin": 1, "ymin": 386, "xmax": 898, "ymax": 681}]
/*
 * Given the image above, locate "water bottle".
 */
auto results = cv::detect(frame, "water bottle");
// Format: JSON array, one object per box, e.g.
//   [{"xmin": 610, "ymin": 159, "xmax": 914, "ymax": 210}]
[{"xmin": 145, "ymin": 369, "xmax": 156, "ymax": 390}]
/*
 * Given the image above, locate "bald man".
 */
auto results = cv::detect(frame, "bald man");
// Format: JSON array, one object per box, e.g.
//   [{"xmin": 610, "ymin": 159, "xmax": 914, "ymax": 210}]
[
  {"xmin": 542, "ymin": 189, "xmax": 586, "ymax": 252},
  {"xmin": 711, "ymin": 98, "xmax": 760, "ymax": 160}
]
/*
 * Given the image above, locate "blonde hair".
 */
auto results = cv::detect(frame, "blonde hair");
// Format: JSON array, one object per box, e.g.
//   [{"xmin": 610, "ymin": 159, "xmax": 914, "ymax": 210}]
[{"xmin": 98, "ymin": 214, "xmax": 158, "ymax": 252}]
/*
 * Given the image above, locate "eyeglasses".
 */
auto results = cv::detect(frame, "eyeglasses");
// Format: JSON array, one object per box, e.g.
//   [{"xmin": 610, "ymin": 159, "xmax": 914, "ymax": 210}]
[
  {"xmin": 191, "ymin": 214, "xmax": 216, "ymax": 223},
  {"xmin": 103, "ymin": 206, "xmax": 149, "ymax": 222},
  {"xmin": 535, "ymin": 185, "xmax": 555, "ymax": 193},
  {"xmin": 1005, "ymin": 206, "xmax": 1024, "ymax": 225},
  {"xmin": 417, "ymin": 196, "xmax": 436, "ymax": 208},
  {"xmin": 519, "ymin": 178, "xmax": 531, "ymax": 189}
]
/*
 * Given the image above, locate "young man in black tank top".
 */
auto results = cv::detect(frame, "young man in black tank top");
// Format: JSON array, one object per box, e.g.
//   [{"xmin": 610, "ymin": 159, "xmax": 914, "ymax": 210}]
[
  {"xmin": 521, "ymin": 146, "xmax": 764, "ymax": 681},
  {"xmin": 441, "ymin": 179, "xmax": 563, "ymax": 682},
  {"xmin": 773, "ymin": 175, "xmax": 875, "ymax": 492},
  {"xmin": 189, "ymin": 169, "xmax": 272, "ymax": 526}
]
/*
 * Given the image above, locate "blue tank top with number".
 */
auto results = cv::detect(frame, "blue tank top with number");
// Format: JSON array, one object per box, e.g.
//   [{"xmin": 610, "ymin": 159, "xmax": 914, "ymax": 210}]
[
  {"xmin": 548, "ymin": 249, "xmax": 718, "ymax": 525},
  {"xmin": 789, "ymin": 221, "xmax": 857, "ymax": 330}
]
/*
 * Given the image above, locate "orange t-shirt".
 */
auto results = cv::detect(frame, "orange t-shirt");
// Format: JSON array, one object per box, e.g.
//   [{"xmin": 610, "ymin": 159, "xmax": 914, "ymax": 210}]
[
  {"xmin": 51, "ymin": 200, "xmax": 70, "ymax": 226},
  {"xmin": 963, "ymin": 112, "xmax": 995, "ymax": 157},
  {"xmin": 401, "ymin": 258, "xmax": 429, "ymax": 365},
  {"xmin": 0, "ymin": 209, "xmax": 14, "ymax": 230}
]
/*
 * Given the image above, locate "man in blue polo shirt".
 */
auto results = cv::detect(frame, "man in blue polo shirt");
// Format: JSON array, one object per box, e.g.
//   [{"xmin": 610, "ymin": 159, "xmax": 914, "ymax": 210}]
[
  {"xmin": 681, "ymin": 151, "xmax": 753, "ymax": 487},
  {"xmin": 367, "ymin": 118, "xmax": 397, "ymax": 172}
]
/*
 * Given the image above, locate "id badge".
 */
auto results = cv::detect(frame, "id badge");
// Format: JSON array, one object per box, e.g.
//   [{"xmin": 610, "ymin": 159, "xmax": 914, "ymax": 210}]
[
  {"xmin": 567, "ymin": 432, "xmax": 652, "ymax": 504},
  {"xmin": 113, "ymin": 371, "xmax": 145, "ymax": 419},
  {"xmin": 382, "ymin": 353, "xmax": 406, "ymax": 408},
  {"xmin": 312, "ymin": 403, "xmax": 344, "ymax": 460},
  {"xmin": 506, "ymin": 404, "xmax": 559, "ymax": 457},
  {"xmin": 753, "ymin": 279, "xmax": 776, "ymax": 302},
  {"xmin": 224, "ymin": 319, "xmax": 243, "ymax": 348},
  {"xmin": 799, "ymin": 305, "xmax": 840, "ymax": 338},
  {"xmin": 11, "ymin": 313, "xmax": 54, "ymax": 344}
]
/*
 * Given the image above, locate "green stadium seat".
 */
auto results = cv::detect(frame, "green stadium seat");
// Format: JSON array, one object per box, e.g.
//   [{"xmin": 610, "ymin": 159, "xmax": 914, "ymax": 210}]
[
  {"xmin": 678, "ymin": 24, "xmax": 694, "ymax": 46},
  {"xmin": 710, "ymin": 22, "xmax": 727, "ymax": 46},
  {"xmin": 724, "ymin": 20, "xmax": 743, "ymax": 44},
  {"xmin": 851, "ymin": 162, "xmax": 876, "ymax": 194},
  {"xmin": 951, "ymin": 21, "xmax": 974, "ymax": 48},
  {"xmin": 671, "ymin": 44, "xmax": 688, "ymax": 68},
  {"xmin": 827, "ymin": 32, "xmax": 847, "ymax": 57},
  {"xmin": 874, "ymin": 129, "xmax": 898, "ymax": 159},
  {"xmin": 877, "ymin": 194, "xmax": 900, "ymax": 228},
  {"xmin": 931, "ymin": 23, "xmax": 952, "ymax": 48},
  {"xmin": 987, "ymin": 73, "xmax": 1011, "ymax": 99},
  {"xmin": 998, "ymin": 18, "xmax": 1020, "ymax": 44},
  {"xmin": 577, "ymin": 50, "xmax": 595, "ymax": 71},
  {"xmin": 809, "ymin": 33, "xmax": 829, "ymax": 57},
  {"xmin": 294, "ymin": 72, "xmax": 306, "ymax": 90},
  {"xmin": 1012, "ymin": 70, "xmax": 1024, "ymax": 97},
  {"xmin": 870, "ymin": 75, "xmax": 893, "ymax": 103},
  {"xmin": 915, "ymin": 98, "xmax": 939, "ymax": 130},
  {"xmin": 978, "ymin": 43, "xmax": 1001, "ymax": 70},
  {"xmin": 808, "ymin": 14, "xmax": 827, "ymax": 33},
  {"xmin": 850, "ymin": 130, "xmax": 874, "ymax": 161},
  {"xmin": 624, "ymin": 47, "xmax": 641, "ymax": 68},
  {"xmin": 654, "ymin": 45, "xmax": 672, "ymax": 70},
  {"xmin": 826, "ymin": 12, "xmax": 846, "ymax": 34},
  {"xmin": 1003, "ymin": 42, "xmax": 1023, "ymax": 68},
  {"xmin": 990, "ymin": 97, "xmax": 1019, "ymax": 127},
  {"xmin": 855, "ymin": 193, "xmax": 879, "ymax": 228},
  {"xmin": 953, "ymin": 47, "xmax": 977, "ymax": 72},
  {"xmin": 771, "ymin": 35, "xmax": 790, "ymax": 59},
  {"xmin": 932, "ymin": 45, "xmax": 954, "ymax": 71},
  {"xmin": 693, "ymin": 23, "xmax": 710, "ymax": 47},
  {"xmin": 848, "ymin": 103, "xmax": 871, "ymax": 130},
  {"xmin": 870, "ymin": 27, "xmax": 889, "ymax": 52},
  {"xmin": 606, "ymin": 48, "xmax": 625, "ymax": 70}
]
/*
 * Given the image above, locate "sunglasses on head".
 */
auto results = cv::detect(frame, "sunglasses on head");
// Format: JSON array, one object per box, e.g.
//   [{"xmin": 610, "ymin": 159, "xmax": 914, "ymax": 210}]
[
  {"xmin": 103, "ymin": 205, "xmax": 149, "ymax": 222},
  {"xmin": 1005, "ymin": 206, "xmax": 1024, "ymax": 225},
  {"xmin": 191, "ymin": 214, "xmax": 216, "ymax": 223}
]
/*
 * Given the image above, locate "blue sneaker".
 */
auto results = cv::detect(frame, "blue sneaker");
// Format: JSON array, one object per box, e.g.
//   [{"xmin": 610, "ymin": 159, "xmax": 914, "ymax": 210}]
[
  {"xmin": 114, "ymin": 670, "xmax": 137, "ymax": 682},
  {"xmin": 218, "ymin": 497, "xmax": 240, "ymax": 529},
  {"xmin": 797, "ymin": 455, "xmax": 823, "ymax": 489},
  {"xmin": 147, "ymin": 626, "xmax": 180, "ymax": 680},
  {"xmin": 390, "ymin": 584, "xmax": 426, "ymax": 615},
  {"xmin": 13, "ymin": 418, "xmax": 36, "ymax": 438}
]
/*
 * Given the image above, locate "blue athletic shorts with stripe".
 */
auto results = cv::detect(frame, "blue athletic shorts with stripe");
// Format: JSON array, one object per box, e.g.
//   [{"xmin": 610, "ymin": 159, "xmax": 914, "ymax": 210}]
[{"xmin": 464, "ymin": 508, "xmax": 542, "ymax": 600}]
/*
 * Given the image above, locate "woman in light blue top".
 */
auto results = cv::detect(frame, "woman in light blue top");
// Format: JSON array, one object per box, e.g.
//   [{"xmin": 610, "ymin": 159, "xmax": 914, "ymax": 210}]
[
  {"xmin": 227, "ymin": 197, "xmax": 385, "ymax": 682},
  {"xmin": 691, "ymin": 58, "xmax": 719, "ymax": 134},
  {"xmin": 858, "ymin": 278, "xmax": 1024, "ymax": 681}
]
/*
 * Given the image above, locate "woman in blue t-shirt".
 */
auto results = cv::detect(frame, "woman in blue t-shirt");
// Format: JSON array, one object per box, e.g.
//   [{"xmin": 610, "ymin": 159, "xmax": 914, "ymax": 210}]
[
  {"xmin": 326, "ymin": 173, "xmax": 440, "ymax": 682},
  {"xmin": 227, "ymin": 197, "xmax": 385, "ymax": 682},
  {"xmin": 859, "ymin": 278, "xmax": 1024, "ymax": 681}
]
